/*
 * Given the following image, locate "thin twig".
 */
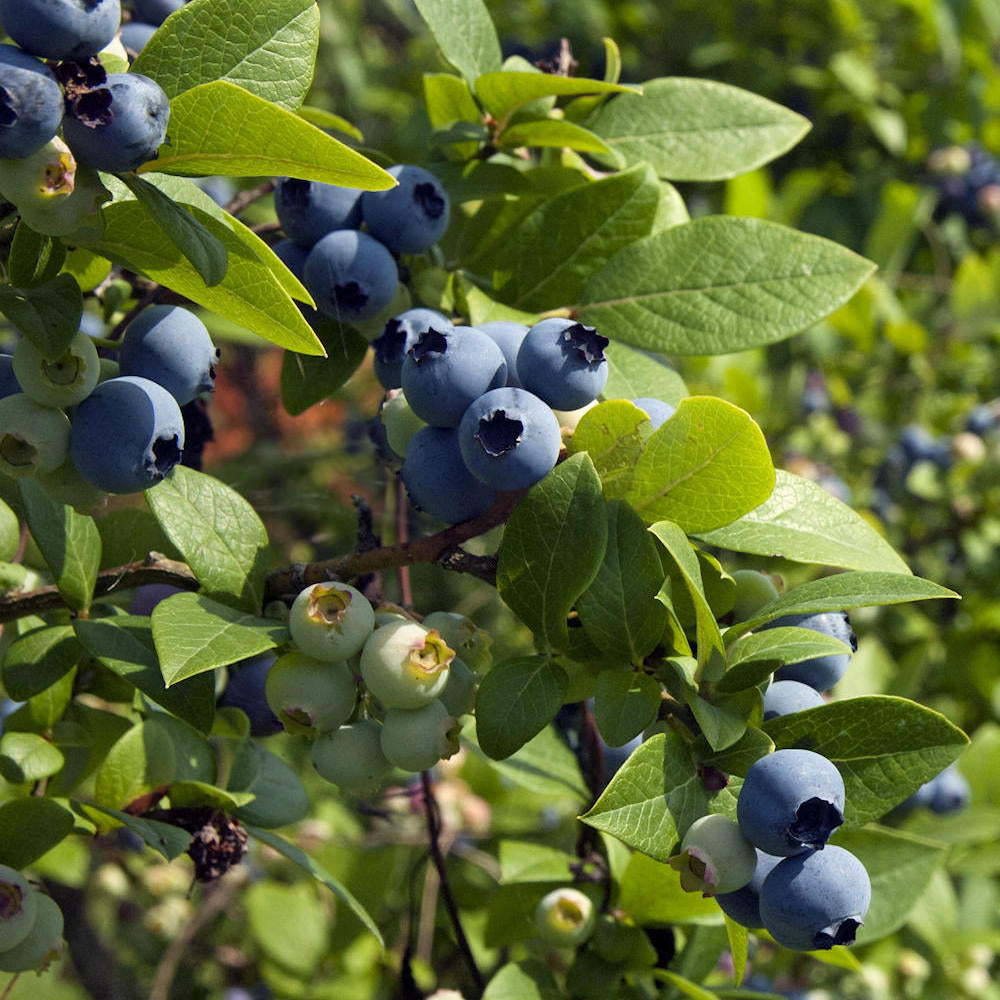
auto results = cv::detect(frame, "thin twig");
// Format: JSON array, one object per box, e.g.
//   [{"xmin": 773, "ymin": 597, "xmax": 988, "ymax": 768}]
[
  {"xmin": 0, "ymin": 974, "xmax": 20, "ymax": 1000},
  {"xmin": 395, "ymin": 478, "xmax": 413, "ymax": 608},
  {"xmin": 224, "ymin": 179, "xmax": 275, "ymax": 218},
  {"xmin": 419, "ymin": 772, "xmax": 484, "ymax": 994}
]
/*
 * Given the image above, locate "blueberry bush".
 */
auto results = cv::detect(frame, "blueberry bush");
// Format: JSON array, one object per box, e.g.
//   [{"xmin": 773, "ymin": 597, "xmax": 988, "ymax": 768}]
[{"xmin": 0, "ymin": 1, "xmax": 996, "ymax": 999}]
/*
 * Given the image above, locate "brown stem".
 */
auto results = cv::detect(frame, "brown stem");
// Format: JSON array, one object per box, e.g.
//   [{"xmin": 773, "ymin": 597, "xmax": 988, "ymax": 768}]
[
  {"xmin": 0, "ymin": 553, "xmax": 198, "ymax": 624},
  {"xmin": 395, "ymin": 477, "xmax": 413, "ymax": 608},
  {"xmin": 224, "ymin": 179, "xmax": 275, "ymax": 219},
  {"xmin": 419, "ymin": 772, "xmax": 484, "ymax": 994}
]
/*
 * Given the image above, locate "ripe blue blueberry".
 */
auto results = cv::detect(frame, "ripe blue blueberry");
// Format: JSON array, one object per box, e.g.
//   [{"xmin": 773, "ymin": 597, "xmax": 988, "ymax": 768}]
[
  {"xmin": 119, "ymin": 21, "xmax": 157, "ymax": 56},
  {"xmin": 762, "ymin": 680, "xmax": 825, "ymax": 721},
  {"xmin": 477, "ymin": 321, "xmax": 529, "ymax": 388},
  {"xmin": 119, "ymin": 305, "xmax": 219, "ymax": 406},
  {"xmin": 765, "ymin": 611, "xmax": 855, "ymax": 692},
  {"xmin": 0, "ymin": 45, "xmax": 65, "ymax": 160},
  {"xmin": 0, "ymin": 355, "xmax": 19, "ymax": 399},
  {"xmin": 361, "ymin": 164, "xmax": 450, "ymax": 254},
  {"xmin": 217, "ymin": 653, "xmax": 283, "ymax": 738},
  {"xmin": 401, "ymin": 325, "xmax": 507, "ymax": 427},
  {"xmin": 62, "ymin": 72, "xmax": 169, "ymax": 173},
  {"xmin": 69, "ymin": 375, "xmax": 185, "ymax": 493},
  {"xmin": 372, "ymin": 308, "xmax": 452, "ymax": 390},
  {"xmin": 632, "ymin": 396, "xmax": 676, "ymax": 430},
  {"xmin": 737, "ymin": 748, "xmax": 845, "ymax": 856},
  {"xmin": 758, "ymin": 845, "xmax": 871, "ymax": 951},
  {"xmin": 131, "ymin": 0, "xmax": 184, "ymax": 25},
  {"xmin": 400, "ymin": 426, "xmax": 497, "ymax": 524},
  {"xmin": 302, "ymin": 229, "xmax": 398, "ymax": 323},
  {"xmin": 457, "ymin": 386, "xmax": 562, "ymax": 490},
  {"xmin": 714, "ymin": 848, "xmax": 783, "ymax": 929},
  {"xmin": 0, "ymin": 0, "xmax": 121, "ymax": 61},
  {"xmin": 904, "ymin": 762, "xmax": 971, "ymax": 814},
  {"xmin": 270, "ymin": 238, "xmax": 308, "ymax": 280},
  {"xmin": 274, "ymin": 177, "xmax": 364, "ymax": 249},
  {"xmin": 516, "ymin": 318, "xmax": 609, "ymax": 411}
]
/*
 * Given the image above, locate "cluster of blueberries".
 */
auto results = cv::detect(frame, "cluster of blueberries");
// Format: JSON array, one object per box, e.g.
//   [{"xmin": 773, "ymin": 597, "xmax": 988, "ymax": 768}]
[
  {"xmin": 0, "ymin": 862, "xmax": 64, "ymax": 973},
  {"xmin": 667, "ymin": 748, "xmax": 870, "ymax": 952},
  {"xmin": 0, "ymin": 0, "xmax": 170, "ymax": 175},
  {"xmin": 927, "ymin": 143, "xmax": 1000, "ymax": 230},
  {"xmin": 271, "ymin": 170, "xmax": 451, "ymax": 326},
  {"xmin": 215, "ymin": 581, "xmax": 492, "ymax": 796},
  {"xmin": 0, "ymin": 303, "xmax": 217, "ymax": 498},
  {"xmin": 370, "ymin": 309, "xmax": 664, "ymax": 523}
]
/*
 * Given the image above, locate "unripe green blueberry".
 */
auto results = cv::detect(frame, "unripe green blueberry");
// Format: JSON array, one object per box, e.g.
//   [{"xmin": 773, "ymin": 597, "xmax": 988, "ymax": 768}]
[
  {"xmin": 360, "ymin": 620, "xmax": 454, "ymax": 709},
  {"xmin": 311, "ymin": 720, "xmax": 393, "ymax": 796},
  {"xmin": 534, "ymin": 887, "xmax": 597, "ymax": 947},
  {"xmin": 730, "ymin": 570, "xmax": 780, "ymax": 621},
  {"xmin": 668, "ymin": 814, "xmax": 757, "ymax": 896},
  {"xmin": 13, "ymin": 332, "xmax": 100, "ymax": 408},
  {"xmin": 380, "ymin": 700, "xmax": 461, "ymax": 772},
  {"xmin": 0, "ymin": 864, "xmax": 39, "ymax": 953},
  {"xmin": 0, "ymin": 892, "xmax": 62, "ymax": 973},
  {"xmin": 439, "ymin": 656, "xmax": 478, "ymax": 717},
  {"xmin": 0, "ymin": 394, "xmax": 70, "ymax": 478},
  {"xmin": 381, "ymin": 389, "xmax": 426, "ymax": 459},
  {"xmin": 421, "ymin": 611, "xmax": 492, "ymax": 674},
  {"xmin": 288, "ymin": 581, "xmax": 375, "ymax": 661},
  {"xmin": 264, "ymin": 651, "xmax": 357, "ymax": 736}
]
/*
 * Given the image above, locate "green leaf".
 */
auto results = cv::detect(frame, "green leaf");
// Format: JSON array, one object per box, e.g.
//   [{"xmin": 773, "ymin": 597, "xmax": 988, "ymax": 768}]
[
  {"xmin": 578, "ymin": 217, "xmax": 876, "ymax": 355},
  {"xmin": 19, "ymin": 478, "xmax": 101, "ymax": 612},
  {"xmin": 151, "ymin": 592, "xmax": 288, "ymax": 686},
  {"xmin": 764, "ymin": 696, "xmax": 969, "ymax": 825},
  {"xmin": 93, "ymin": 717, "xmax": 177, "ymax": 809},
  {"xmin": 567, "ymin": 400, "xmax": 648, "ymax": 501},
  {"xmin": 653, "ymin": 970, "xmax": 718, "ymax": 1000},
  {"xmin": 580, "ymin": 732, "xmax": 741, "ymax": 861},
  {"xmin": 424, "ymin": 71, "xmax": 483, "ymax": 160},
  {"xmin": 480, "ymin": 164, "xmax": 660, "ymax": 312},
  {"xmin": 593, "ymin": 670, "xmax": 661, "ymax": 747},
  {"xmin": 682, "ymin": 691, "xmax": 747, "ymax": 752},
  {"xmin": 832, "ymin": 826, "xmax": 946, "ymax": 943},
  {"xmin": 466, "ymin": 721, "xmax": 589, "ymax": 801},
  {"xmin": 132, "ymin": 0, "xmax": 320, "ymax": 110},
  {"xmin": 628, "ymin": 397, "xmax": 775, "ymax": 533},
  {"xmin": 475, "ymin": 656, "xmax": 568, "ymax": 760},
  {"xmin": 0, "ymin": 732, "xmax": 64, "ymax": 783},
  {"xmin": 477, "ymin": 72, "xmax": 638, "ymax": 121},
  {"xmin": 717, "ymin": 627, "xmax": 854, "ymax": 693},
  {"xmin": 576, "ymin": 500, "xmax": 668, "ymax": 661},
  {"xmin": 498, "ymin": 118, "xmax": 612, "ymax": 153},
  {"xmin": 650, "ymin": 520, "xmax": 726, "ymax": 678},
  {"xmin": 588, "ymin": 77, "xmax": 810, "ymax": 181},
  {"xmin": 498, "ymin": 840, "xmax": 578, "ymax": 883},
  {"xmin": 602, "ymin": 342, "xmax": 688, "ymax": 405},
  {"xmin": 230, "ymin": 741, "xmax": 309, "ymax": 828},
  {"xmin": 0, "ymin": 499, "xmax": 18, "ymax": 562},
  {"xmin": 2, "ymin": 625, "xmax": 81, "ymax": 701},
  {"xmin": 146, "ymin": 466, "xmax": 269, "ymax": 613},
  {"xmin": 86, "ymin": 805, "xmax": 192, "ymax": 860},
  {"xmin": 296, "ymin": 105, "xmax": 363, "ymax": 141},
  {"xmin": 724, "ymin": 914, "xmax": 749, "ymax": 986},
  {"xmin": 8, "ymin": 223, "xmax": 67, "ymax": 288},
  {"xmin": 695, "ymin": 469, "xmax": 912, "ymax": 574},
  {"xmin": 617, "ymin": 849, "xmax": 722, "ymax": 925},
  {"xmin": 0, "ymin": 275, "xmax": 82, "ymax": 362},
  {"xmin": 496, "ymin": 452, "xmax": 607, "ymax": 650},
  {"xmin": 482, "ymin": 959, "xmax": 563, "ymax": 1000},
  {"xmin": 279, "ymin": 318, "xmax": 369, "ymax": 416},
  {"xmin": 82, "ymin": 197, "xmax": 323, "ymax": 355},
  {"xmin": 246, "ymin": 826, "xmax": 383, "ymax": 945},
  {"xmin": 733, "ymin": 571, "xmax": 959, "ymax": 636},
  {"xmin": 3, "ymin": 669, "xmax": 76, "ymax": 733},
  {"xmin": 145, "ymin": 82, "xmax": 394, "ymax": 190},
  {"xmin": 118, "ymin": 173, "xmax": 228, "ymax": 287},
  {"xmin": 0, "ymin": 798, "xmax": 75, "ymax": 868},
  {"xmin": 413, "ymin": 0, "xmax": 502, "ymax": 85},
  {"xmin": 168, "ymin": 781, "xmax": 254, "ymax": 810},
  {"xmin": 73, "ymin": 616, "xmax": 216, "ymax": 732},
  {"xmin": 695, "ymin": 726, "xmax": 773, "ymax": 777}
]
